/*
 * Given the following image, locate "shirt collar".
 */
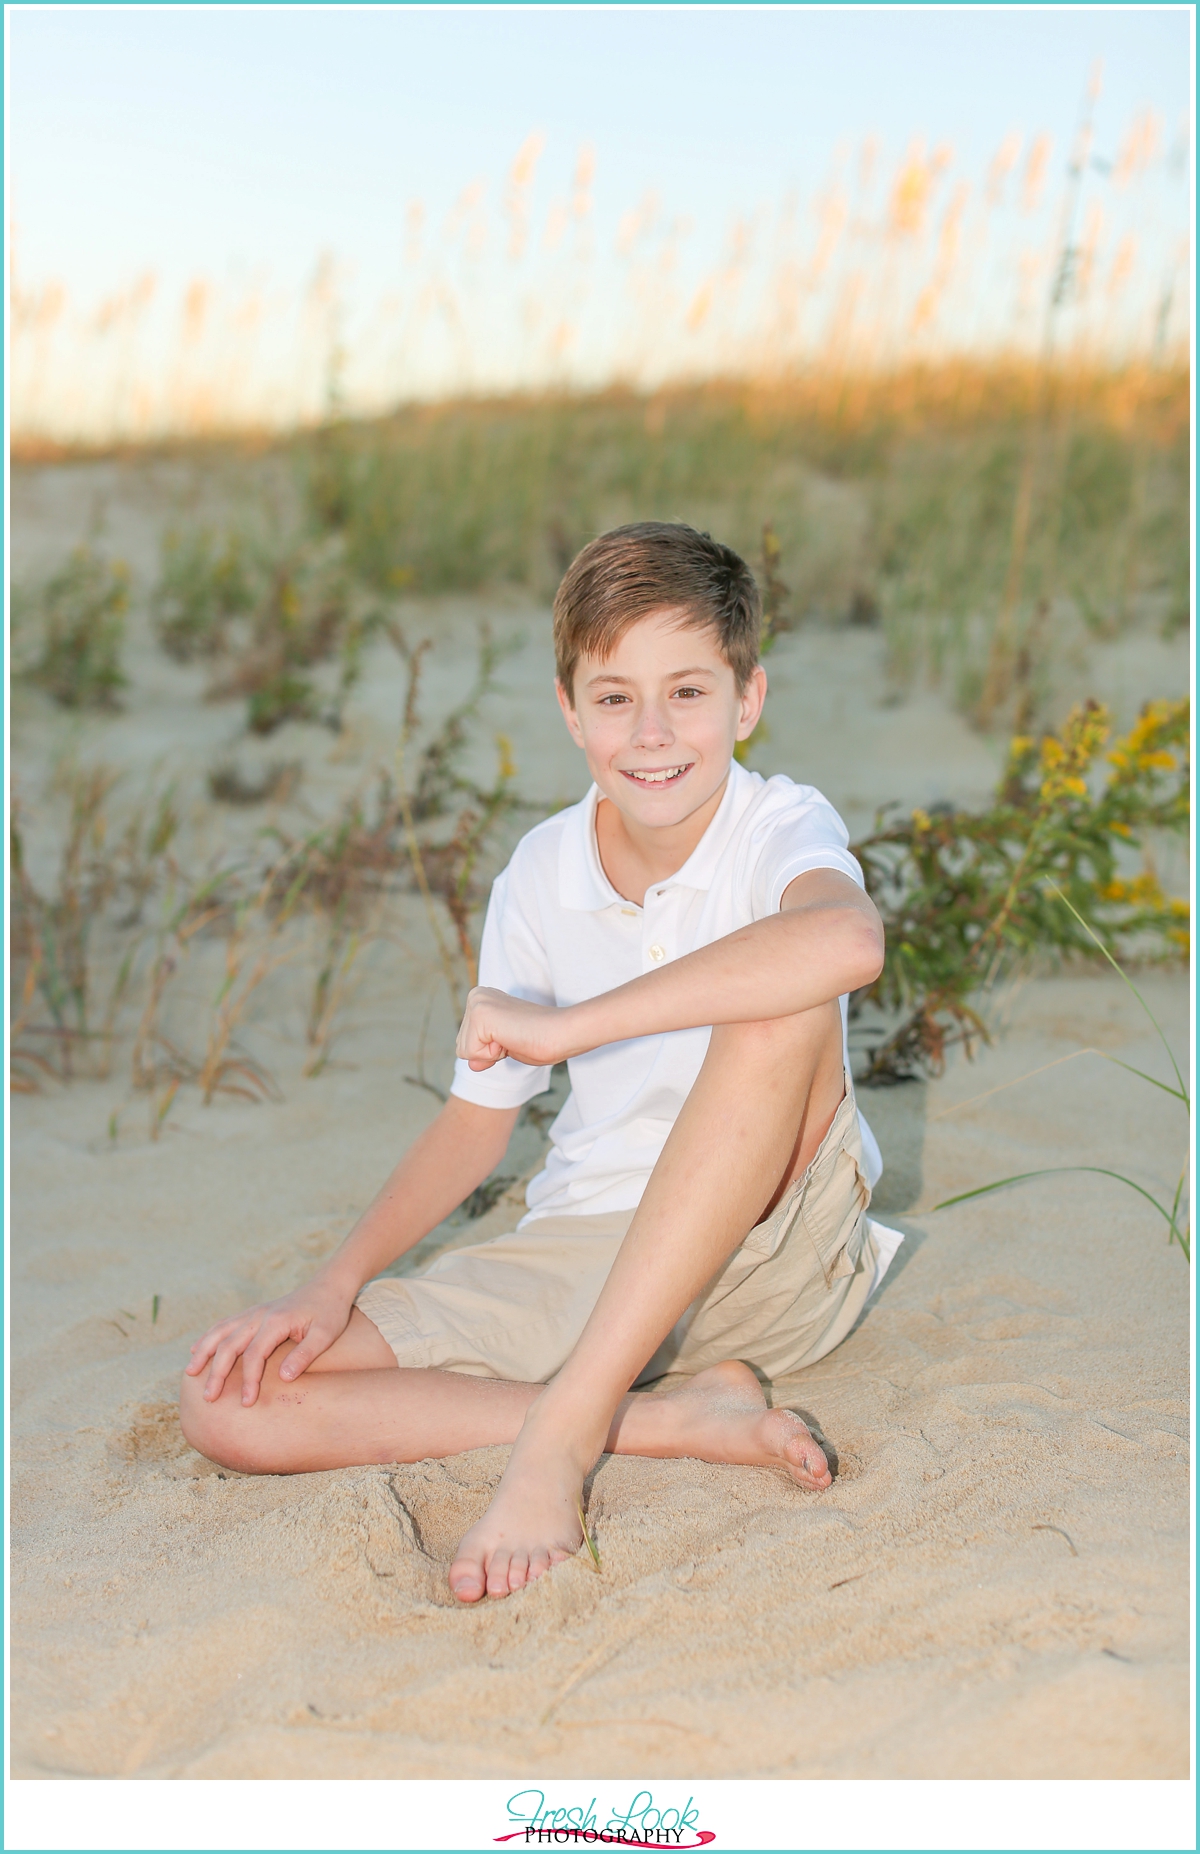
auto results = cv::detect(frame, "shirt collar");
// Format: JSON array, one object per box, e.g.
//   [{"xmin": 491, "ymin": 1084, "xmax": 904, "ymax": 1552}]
[{"xmin": 558, "ymin": 761, "xmax": 761, "ymax": 911}]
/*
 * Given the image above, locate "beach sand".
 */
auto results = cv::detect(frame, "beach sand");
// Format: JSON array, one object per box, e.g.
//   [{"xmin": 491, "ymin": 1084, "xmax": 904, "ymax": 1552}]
[{"xmin": 9, "ymin": 457, "xmax": 1192, "ymax": 1780}]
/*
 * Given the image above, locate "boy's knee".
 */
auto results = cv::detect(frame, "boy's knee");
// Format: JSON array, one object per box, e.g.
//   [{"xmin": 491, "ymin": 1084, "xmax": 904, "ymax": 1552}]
[
  {"xmin": 712, "ymin": 999, "xmax": 841, "ymax": 1059},
  {"xmin": 179, "ymin": 1370, "xmax": 268, "ymax": 1475}
]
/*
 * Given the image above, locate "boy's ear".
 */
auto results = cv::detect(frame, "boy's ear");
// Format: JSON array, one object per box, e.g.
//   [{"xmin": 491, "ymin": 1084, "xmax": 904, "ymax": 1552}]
[
  {"xmin": 555, "ymin": 678, "xmax": 586, "ymax": 749},
  {"xmin": 735, "ymin": 664, "xmax": 768, "ymax": 741}
]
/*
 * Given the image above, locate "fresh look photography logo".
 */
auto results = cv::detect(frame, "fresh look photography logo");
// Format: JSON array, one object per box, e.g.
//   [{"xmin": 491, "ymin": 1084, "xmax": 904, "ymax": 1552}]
[{"xmin": 495, "ymin": 1790, "xmax": 715, "ymax": 1848}]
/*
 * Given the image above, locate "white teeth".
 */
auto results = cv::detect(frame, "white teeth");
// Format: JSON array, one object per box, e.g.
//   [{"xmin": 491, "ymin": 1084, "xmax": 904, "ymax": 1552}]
[{"xmin": 626, "ymin": 765, "xmax": 688, "ymax": 784}]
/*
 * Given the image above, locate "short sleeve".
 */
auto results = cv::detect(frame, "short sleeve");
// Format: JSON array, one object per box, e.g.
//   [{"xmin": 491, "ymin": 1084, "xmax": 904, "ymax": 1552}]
[
  {"xmin": 449, "ymin": 863, "xmax": 556, "ymax": 1110},
  {"xmin": 748, "ymin": 784, "xmax": 865, "ymax": 919}
]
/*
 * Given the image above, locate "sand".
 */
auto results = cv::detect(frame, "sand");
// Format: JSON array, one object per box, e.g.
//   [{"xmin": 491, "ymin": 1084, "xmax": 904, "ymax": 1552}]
[{"xmin": 8, "ymin": 456, "xmax": 1192, "ymax": 1781}]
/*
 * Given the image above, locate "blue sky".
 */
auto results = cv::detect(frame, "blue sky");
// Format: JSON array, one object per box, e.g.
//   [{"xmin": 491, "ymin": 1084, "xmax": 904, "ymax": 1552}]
[
  {"xmin": 11, "ymin": 7, "xmax": 1190, "ymax": 289},
  {"xmin": 8, "ymin": 7, "xmax": 1192, "ymax": 429}
]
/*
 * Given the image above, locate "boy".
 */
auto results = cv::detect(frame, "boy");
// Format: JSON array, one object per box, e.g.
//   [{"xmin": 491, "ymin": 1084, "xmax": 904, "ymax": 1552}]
[{"xmin": 182, "ymin": 522, "xmax": 899, "ymax": 1605}]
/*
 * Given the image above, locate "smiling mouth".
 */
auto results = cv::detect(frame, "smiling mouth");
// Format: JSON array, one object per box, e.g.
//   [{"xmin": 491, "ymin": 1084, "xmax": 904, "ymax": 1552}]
[{"xmin": 621, "ymin": 763, "xmax": 694, "ymax": 786}]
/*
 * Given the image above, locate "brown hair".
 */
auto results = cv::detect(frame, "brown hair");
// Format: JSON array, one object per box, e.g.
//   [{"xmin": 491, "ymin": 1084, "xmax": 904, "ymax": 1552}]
[{"xmin": 553, "ymin": 521, "xmax": 762, "ymax": 699}]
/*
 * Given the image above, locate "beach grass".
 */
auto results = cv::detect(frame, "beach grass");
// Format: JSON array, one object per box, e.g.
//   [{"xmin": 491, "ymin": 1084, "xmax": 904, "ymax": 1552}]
[{"xmin": 285, "ymin": 366, "xmax": 1187, "ymax": 721}]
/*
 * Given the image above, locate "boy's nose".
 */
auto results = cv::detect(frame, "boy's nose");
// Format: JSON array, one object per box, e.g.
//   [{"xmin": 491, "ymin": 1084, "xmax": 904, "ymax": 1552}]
[{"xmin": 630, "ymin": 702, "xmax": 673, "ymax": 748}]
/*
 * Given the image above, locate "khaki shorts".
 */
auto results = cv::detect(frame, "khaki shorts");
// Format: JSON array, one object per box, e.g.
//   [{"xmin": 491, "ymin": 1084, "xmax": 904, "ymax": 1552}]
[{"xmin": 356, "ymin": 1079, "xmax": 901, "ymax": 1385}]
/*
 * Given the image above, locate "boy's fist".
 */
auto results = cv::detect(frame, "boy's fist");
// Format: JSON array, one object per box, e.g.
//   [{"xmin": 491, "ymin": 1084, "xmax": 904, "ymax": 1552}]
[{"xmin": 455, "ymin": 987, "xmax": 574, "ymax": 1071}]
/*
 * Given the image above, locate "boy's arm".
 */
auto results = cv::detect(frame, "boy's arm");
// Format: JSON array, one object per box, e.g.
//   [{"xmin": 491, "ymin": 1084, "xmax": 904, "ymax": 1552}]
[
  {"xmin": 187, "ymin": 1096, "xmax": 519, "ymax": 1404},
  {"xmin": 315, "ymin": 1096, "xmax": 519, "ymax": 1299},
  {"xmin": 457, "ymin": 868, "xmax": 883, "ymax": 1071}
]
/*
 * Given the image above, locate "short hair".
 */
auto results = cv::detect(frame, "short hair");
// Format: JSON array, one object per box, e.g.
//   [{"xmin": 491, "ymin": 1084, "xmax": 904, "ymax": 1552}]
[{"xmin": 553, "ymin": 521, "xmax": 762, "ymax": 699}]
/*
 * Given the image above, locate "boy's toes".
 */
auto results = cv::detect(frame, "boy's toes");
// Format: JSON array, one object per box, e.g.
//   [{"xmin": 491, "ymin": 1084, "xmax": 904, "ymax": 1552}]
[
  {"xmin": 772, "ymin": 1411, "xmax": 832, "ymax": 1488},
  {"xmin": 789, "ymin": 1438, "xmax": 832, "ymax": 1489},
  {"xmin": 527, "ymin": 1547, "xmax": 552, "ymax": 1583},
  {"xmin": 507, "ymin": 1550, "xmax": 530, "ymax": 1592},
  {"xmin": 449, "ymin": 1555, "xmax": 487, "ymax": 1603},
  {"xmin": 789, "ymin": 1447, "xmax": 832, "ymax": 1489},
  {"xmin": 486, "ymin": 1551, "xmax": 514, "ymax": 1598}
]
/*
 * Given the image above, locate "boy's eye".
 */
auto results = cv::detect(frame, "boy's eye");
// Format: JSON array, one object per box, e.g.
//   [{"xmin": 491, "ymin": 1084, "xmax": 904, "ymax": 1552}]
[
  {"xmin": 598, "ymin": 693, "xmax": 631, "ymax": 705},
  {"xmin": 672, "ymin": 686, "xmax": 704, "ymax": 699}
]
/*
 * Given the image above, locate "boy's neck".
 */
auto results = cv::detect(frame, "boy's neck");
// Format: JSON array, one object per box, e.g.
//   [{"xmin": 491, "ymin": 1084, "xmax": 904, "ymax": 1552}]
[{"xmin": 595, "ymin": 772, "xmax": 731, "ymax": 907}]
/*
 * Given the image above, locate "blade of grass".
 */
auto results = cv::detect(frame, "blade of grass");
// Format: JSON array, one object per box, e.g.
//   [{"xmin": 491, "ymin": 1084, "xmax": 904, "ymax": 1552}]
[
  {"xmin": 1168, "ymin": 1165, "xmax": 1187, "ymax": 1246},
  {"xmin": 930, "ymin": 1045, "xmax": 1185, "ymax": 1120},
  {"xmin": 934, "ymin": 1165, "xmax": 1190, "ymax": 1260},
  {"xmin": 577, "ymin": 1500, "xmax": 601, "ymax": 1572},
  {"xmin": 1097, "ymin": 1051, "xmax": 1188, "ymax": 1104},
  {"xmin": 1045, "ymin": 881, "xmax": 1188, "ymax": 1104}
]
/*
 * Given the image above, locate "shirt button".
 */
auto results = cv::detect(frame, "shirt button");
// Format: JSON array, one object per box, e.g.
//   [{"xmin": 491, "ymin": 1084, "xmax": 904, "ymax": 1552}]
[{"xmin": 649, "ymin": 943, "xmax": 666, "ymax": 962}]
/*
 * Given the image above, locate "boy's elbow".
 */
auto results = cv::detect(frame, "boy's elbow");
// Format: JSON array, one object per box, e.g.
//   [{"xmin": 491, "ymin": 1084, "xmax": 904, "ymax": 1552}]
[{"xmin": 843, "ymin": 914, "xmax": 885, "ymax": 992}]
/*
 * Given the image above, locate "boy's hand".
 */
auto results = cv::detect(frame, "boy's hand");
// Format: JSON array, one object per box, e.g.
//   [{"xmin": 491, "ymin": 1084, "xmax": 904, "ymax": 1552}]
[
  {"xmin": 185, "ymin": 1281, "xmax": 354, "ymax": 1406},
  {"xmin": 456, "ymin": 986, "xmax": 575, "ymax": 1071}
]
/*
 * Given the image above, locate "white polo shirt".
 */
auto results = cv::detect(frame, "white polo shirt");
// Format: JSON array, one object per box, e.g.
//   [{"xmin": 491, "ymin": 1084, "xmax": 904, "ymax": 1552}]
[{"xmin": 450, "ymin": 760, "xmax": 882, "ymax": 1221}]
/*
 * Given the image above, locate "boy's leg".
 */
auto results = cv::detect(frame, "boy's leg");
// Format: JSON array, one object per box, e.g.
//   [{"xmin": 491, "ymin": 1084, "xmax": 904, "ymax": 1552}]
[
  {"xmin": 180, "ymin": 1313, "xmax": 541, "ymax": 1474},
  {"xmin": 179, "ymin": 1314, "xmax": 827, "ymax": 1491},
  {"xmin": 448, "ymin": 999, "xmax": 845, "ymax": 1600}
]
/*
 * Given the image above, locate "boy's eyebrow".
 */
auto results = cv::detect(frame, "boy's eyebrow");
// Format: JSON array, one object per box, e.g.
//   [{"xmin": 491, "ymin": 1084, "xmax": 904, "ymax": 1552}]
[{"xmin": 584, "ymin": 666, "xmax": 719, "ymax": 687}]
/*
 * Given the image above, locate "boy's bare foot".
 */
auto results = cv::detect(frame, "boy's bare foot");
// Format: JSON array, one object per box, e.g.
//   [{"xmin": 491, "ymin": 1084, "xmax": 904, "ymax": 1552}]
[
  {"xmin": 448, "ymin": 1433, "xmax": 588, "ymax": 1604},
  {"xmin": 447, "ymin": 1359, "xmax": 830, "ymax": 1603},
  {"xmin": 647, "ymin": 1358, "xmax": 832, "ymax": 1489}
]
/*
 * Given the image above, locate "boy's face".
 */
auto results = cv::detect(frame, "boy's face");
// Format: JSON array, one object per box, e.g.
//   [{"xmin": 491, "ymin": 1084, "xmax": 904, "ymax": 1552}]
[{"xmin": 556, "ymin": 608, "xmax": 767, "ymax": 833}]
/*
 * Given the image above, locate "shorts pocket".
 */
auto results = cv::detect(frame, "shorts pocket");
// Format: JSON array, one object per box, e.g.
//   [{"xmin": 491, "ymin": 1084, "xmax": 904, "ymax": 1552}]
[
  {"xmin": 800, "ymin": 1140, "xmax": 871, "ymax": 1287},
  {"xmin": 741, "ymin": 1086, "xmax": 866, "ymax": 1271}
]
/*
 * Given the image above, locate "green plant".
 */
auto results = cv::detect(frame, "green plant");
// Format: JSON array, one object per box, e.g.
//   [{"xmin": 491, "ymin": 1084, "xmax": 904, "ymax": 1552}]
[
  {"xmin": 207, "ymin": 761, "xmax": 301, "ymax": 806},
  {"xmin": 152, "ymin": 518, "xmax": 387, "ymax": 736},
  {"xmin": 758, "ymin": 522, "xmax": 793, "ymax": 647},
  {"xmin": 854, "ymin": 698, "xmax": 1189, "ymax": 1082},
  {"xmin": 152, "ymin": 526, "xmax": 257, "ymax": 661},
  {"xmin": 247, "ymin": 668, "xmax": 320, "ymax": 735},
  {"xmin": 202, "ymin": 534, "xmax": 382, "ymax": 735},
  {"xmin": 195, "ymin": 876, "xmax": 294, "ymax": 1106},
  {"xmin": 127, "ymin": 865, "xmax": 243, "ymax": 1134},
  {"xmin": 10, "ymin": 767, "xmax": 181, "ymax": 1086},
  {"xmin": 31, "ymin": 546, "xmax": 129, "ymax": 709}
]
